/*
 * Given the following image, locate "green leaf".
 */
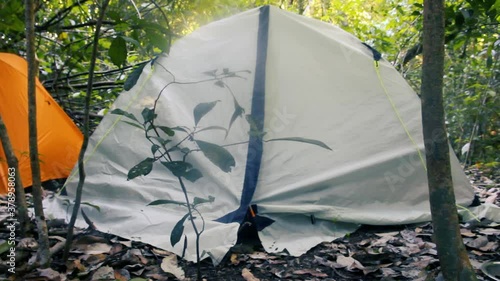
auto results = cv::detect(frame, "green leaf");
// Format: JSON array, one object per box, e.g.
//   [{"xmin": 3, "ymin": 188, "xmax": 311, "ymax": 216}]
[
  {"xmin": 195, "ymin": 140, "xmax": 235, "ymax": 172},
  {"xmin": 148, "ymin": 199, "xmax": 186, "ymax": 206},
  {"xmin": 121, "ymin": 36, "xmax": 141, "ymax": 49},
  {"xmin": 108, "ymin": 11, "xmax": 121, "ymax": 21},
  {"xmin": 129, "ymin": 278, "xmax": 149, "ymax": 281},
  {"xmin": 265, "ymin": 137, "xmax": 332, "ymax": 151},
  {"xmin": 0, "ymin": 241, "xmax": 10, "ymax": 255},
  {"xmin": 145, "ymin": 30, "xmax": 168, "ymax": 51},
  {"xmin": 81, "ymin": 202, "xmax": 101, "ymax": 212},
  {"xmin": 124, "ymin": 62, "xmax": 147, "ymax": 91},
  {"xmin": 193, "ymin": 101, "xmax": 219, "ymax": 126},
  {"xmin": 171, "ymin": 213, "xmax": 189, "ymax": 247},
  {"xmin": 110, "ymin": 108, "xmax": 139, "ymax": 122},
  {"xmin": 228, "ymin": 99, "xmax": 245, "ymax": 135},
  {"xmin": 142, "ymin": 107, "xmax": 156, "ymax": 123},
  {"xmin": 128, "ymin": 158, "xmax": 154, "ymax": 180},
  {"xmin": 161, "ymin": 161, "xmax": 202, "ymax": 182},
  {"xmin": 115, "ymin": 22, "xmax": 129, "ymax": 32},
  {"xmin": 491, "ymin": 0, "xmax": 500, "ymax": 11},
  {"xmin": 109, "ymin": 36, "xmax": 127, "ymax": 67},
  {"xmin": 184, "ymin": 168, "xmax": 203, "ymax": 182},
  {"xmin": 158, "ymin": 126, "xmax": 175, "ymax": 136},
  {"xmin": 122, "ymin": 121, "xmax": 144, "ymax": 130},
  {"xmin": 202, "ymin": 69, "xmax": 217, "ymax": 77},
  {"xmin": 172, "ymin": 126, "xmax": 191, "ymax": 134},
  {"xmin": 214, "ymin": 80, "xmax": 225, "ymax": 88},
  {"xmin": 192, "ymin": 195, "xmax": 215, "ymax": 206},
  {"xmin": 486, "ymin": 44, "xmax": 494, "ymax": 67},
  {"xmin": 161, "ymin": 161, "xmax": 192, "ymax": 177},
  {"xmin": 196, "ymin": 126, "xmax": 228, "ymax": 134},
  {"xmin": 150, "ymin": 136, "xmax": 170, "ymax": 146},
  {"xmin": 151, "ymin": 144, "xmax": 160, "ymax": 154}
]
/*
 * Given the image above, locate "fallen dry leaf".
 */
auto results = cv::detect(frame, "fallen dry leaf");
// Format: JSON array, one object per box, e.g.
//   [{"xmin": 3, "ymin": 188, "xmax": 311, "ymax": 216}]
[
  {"xmin": 485, "ymin": 194, "xmax": 498, "ymax": 204},
  {"xmin": 67, "ymin": 258, "xmax": 87, "ymax": 273},
  {"xmin": 110, "ymin": 243, "xmax": 123, "ymax": 255},
  {"xmin": 469, "ymin": 259, "xmax": 484, "ymax": 270},
  {"xmin": 122, "ymin": 249, "xmax": 148, "ymax": 265},
  {"xmin": 371, "ymin": 235, "xmax": 395, "ymax": 247},
  {"xmin": 479, "ymin": 242, "xmax": 498, "ymax": 252},
  {"xmin": 91, "ymin": 266, "xmax": 114, "ymax": 281},
  {"xmin": 460, "ymin": 228, "xmax": 477, "ymax": 237},
  {"xmin": 160, "ymin": 255, "xmax": 185, "ymax": 280},
  {"xmin": 114, "ymin": 268, "xmax": 130, "ymax": 281},
  {"xmin": 123, "ymin": 264, "xmax": 145, "ymax": 276},
  {"xmin": 400, "ymin": 229, "xmax": 418, "ymax": 243},
  {"xmin": 479, "ymin": 228, "xmax": 500, "ymax": 236},
  {"xmin": 248, "ymin": 251, "xmax": 276, "ymax": 260},
  {"xmin": 408, "ymin": 256, "xmax": 438, "ymax": 269},
  {"xmin": 230, "ymin": 253, "xmax": 240, "ymax": 265},
  {"xmin": 466, "ymin": 236, "xmax": 489, "ymax": 249},
  {"xmin": 401, "ymin": 268, "xmax": 425, "ymax": 279},
  {"xmin": 471, "ymin": 249, "xmax": 485, "ymax": 256},
  {"xmin": 460, "ymin": 228, "xmax": 477, "ymax": 238},
  {"xmin": 270, "ymin": 268, "xmax": 284, "ymax": 278},
  {"xmin": 314, "ymin": 255, "xmax": 343, "ymax": 269},
  {"xmin": 84, "ymin": 253, "xmax": 107, "ymax": 265},
  {"xmin": 375, "ymin": 231, "xmax": 399, "ymax": 237},
  {"xmin": 38, "ymin": 268, "xmax": 66, "ymax": 281},
  {"xmin": 336, "ymin": 255, "xmax": 365, "ymax": 271},
  {"xmin": 380, "ymin": 267, "xmax": 398, "ymax": 277},
  {"xmin": 242, "ymin": 268, "xmax": 260, "ymax": 281},
  {"xmin": 399, "ymin": 243, "xmax": 422, "ymax": 257},
  {"xmin": 148, "ymin": 274, "xmax": 169, "ymax": 281},
  {"xmin": 324, "ymin": 242, "xmax": 348, "ymax": 254},
  {"xmin": 151, "ymin": 248, "xmax": 172, "ymax": 256},
  {"xmin": 73, "ymin": 242, "xmax": 112, "ymax": 255},
  {"xmin": 119, "ymin": 240, "xmax": 132, "ymax": 248},
  {"xmin": 358, "ymin": 238, "xmax": 372, "ymax": 246},
  {"xmin": 362, "ymin": 265, "xmax": 381, "ymax": 275},
  {"xmin": 18, "ymin": 237, "xmax": 38, "ymax": 249},
  {"xmin": 293, "ymin": 268, "xmax": 328, "ymax": 277},
  {"xmin": 267, "ymin": 259, "xmax": 286, "ymax": 265}
]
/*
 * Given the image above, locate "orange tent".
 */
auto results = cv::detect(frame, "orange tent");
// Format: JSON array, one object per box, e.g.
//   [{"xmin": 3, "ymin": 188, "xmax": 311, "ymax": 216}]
[{"xmin": 0, "ymin": 53, "xmax": 83, "ymax": 194}]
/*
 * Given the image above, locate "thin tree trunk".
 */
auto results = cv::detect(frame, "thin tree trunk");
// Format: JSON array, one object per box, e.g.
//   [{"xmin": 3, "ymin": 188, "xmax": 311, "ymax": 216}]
[
  {"xmin": 26, "ymin": 0, "xmax": 51, "ymax": 267},
  {"xmin": 421, "ymin": 0, "xmax": 477, "ymax": 280},
  {"xmin": 63, "ymin": 0, "xmax": 111, "ymax": 261},
  {"xmin": 0, "ymin": 115, "xmax": 29, "ymax": 236}
]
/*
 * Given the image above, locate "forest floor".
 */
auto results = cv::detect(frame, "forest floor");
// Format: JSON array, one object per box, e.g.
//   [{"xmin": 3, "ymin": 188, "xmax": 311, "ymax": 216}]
[{"xmin": 0, "ymin": 167, "xmax": 499, "ymax": 281}]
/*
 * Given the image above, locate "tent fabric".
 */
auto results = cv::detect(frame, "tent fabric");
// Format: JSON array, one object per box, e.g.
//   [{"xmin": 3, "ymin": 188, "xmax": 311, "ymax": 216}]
[
  {"xmin": 0, "ymin": 53, "xmax": 83, "ymax": 194},
  {"xmin": 45, "ymin": 6, "xmax": 475, "ymax": 264}
]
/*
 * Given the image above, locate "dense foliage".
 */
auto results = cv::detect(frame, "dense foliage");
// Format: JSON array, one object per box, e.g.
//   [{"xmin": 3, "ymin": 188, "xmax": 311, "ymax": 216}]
[{"xmin": 1, "ymin": 0, "xmax": 498, "ymax": 170}]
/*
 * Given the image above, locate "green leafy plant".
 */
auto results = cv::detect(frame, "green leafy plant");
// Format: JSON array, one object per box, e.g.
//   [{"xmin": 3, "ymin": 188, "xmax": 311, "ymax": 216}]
[{"xmin": 112, "ymin": 65, "xmax": 331, "ymax": 280}]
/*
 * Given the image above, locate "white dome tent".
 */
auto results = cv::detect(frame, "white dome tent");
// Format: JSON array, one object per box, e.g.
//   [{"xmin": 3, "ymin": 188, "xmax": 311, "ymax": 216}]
[{"xmin": 45, "ymin": 6, "xmax": 474, "ymax": 264}]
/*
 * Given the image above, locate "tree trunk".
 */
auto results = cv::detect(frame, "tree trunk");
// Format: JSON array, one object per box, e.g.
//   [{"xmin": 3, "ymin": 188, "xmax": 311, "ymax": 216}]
[
  {"xmin": 63, "ymin": 0, "xmax": 111, "ymax": 261},
  {"xmin": 0, "ymin": 115, "xmax": 29, "ymax": 236},
  {"xmin": 25, "ymin": 0, "xmax": 51, "ymax": 267},
  {"xmin": 421, "ymin": 0, "xmax": 477, "ymax": 280}
]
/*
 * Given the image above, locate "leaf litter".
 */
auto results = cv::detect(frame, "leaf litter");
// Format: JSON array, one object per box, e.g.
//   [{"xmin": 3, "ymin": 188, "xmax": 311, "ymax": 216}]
[{"xmin": 0, "ymin": 167, "xmax": 498, "ymax": 280}]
